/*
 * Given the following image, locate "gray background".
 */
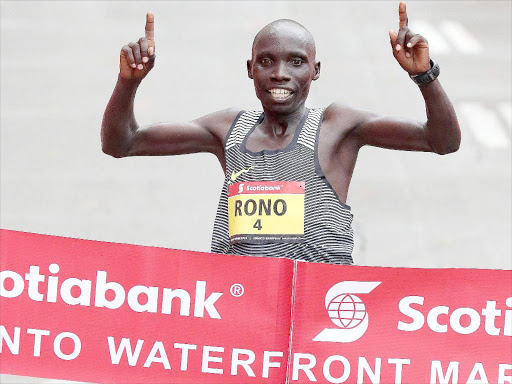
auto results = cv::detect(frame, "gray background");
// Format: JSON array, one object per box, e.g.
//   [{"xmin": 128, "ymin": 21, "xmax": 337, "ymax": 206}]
[{"xmin": 1, "ymin": 1, "xmax": 511, "ymax": 381}]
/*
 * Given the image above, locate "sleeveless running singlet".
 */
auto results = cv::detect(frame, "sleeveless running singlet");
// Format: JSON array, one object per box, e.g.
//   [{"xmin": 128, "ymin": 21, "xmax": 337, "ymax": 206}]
[{"xmin": 211, "ymin": 108, "xmax": 354, "ymax": 264}]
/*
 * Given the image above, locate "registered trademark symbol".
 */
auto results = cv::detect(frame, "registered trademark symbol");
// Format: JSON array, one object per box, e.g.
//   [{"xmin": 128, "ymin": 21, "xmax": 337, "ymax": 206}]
[{"xmin": 230, "ymin": 283, "xmax": 244, "ymax": 297}]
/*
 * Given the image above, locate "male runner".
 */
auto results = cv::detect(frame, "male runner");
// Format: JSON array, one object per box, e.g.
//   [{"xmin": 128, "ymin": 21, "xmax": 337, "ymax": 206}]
[{"xmin": 102, "ymin": 2, "xmax": 461, "ymax": 264}]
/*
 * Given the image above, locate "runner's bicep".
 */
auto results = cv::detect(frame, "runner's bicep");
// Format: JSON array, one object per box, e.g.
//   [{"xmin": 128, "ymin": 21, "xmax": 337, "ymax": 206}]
[
  {"xmin": 350, "ymin": 115, "xmax": 433, "ymax": 152},
  {"xmin": 127, "ymin": 120, "xmax": 221, "ymax": 156},
  {"xmin": 126, "ymin": 108, "xmax": 241, "ymax": 157}
]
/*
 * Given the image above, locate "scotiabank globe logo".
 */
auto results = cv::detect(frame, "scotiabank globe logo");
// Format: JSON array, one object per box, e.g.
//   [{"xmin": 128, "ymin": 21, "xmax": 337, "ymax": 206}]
[{"xmin": 313, "ymin": 281, "xmax": 381, "ymax": 343}]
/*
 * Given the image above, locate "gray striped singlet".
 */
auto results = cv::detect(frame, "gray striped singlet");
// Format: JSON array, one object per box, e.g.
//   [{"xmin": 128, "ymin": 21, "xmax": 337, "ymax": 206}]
[{"xmin": 211, "ymin": 108, "xmax": 354, "ymax": 264}]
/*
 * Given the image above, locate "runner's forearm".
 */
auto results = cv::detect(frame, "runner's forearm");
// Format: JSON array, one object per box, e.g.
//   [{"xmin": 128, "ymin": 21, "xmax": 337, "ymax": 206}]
[
  {"xmin": 101, "ymin": 75, "xmax": 142, "ymax": 158},
  {"xmin": 419, "ymin": 79, "xmax": 461, "ymax": 155}
]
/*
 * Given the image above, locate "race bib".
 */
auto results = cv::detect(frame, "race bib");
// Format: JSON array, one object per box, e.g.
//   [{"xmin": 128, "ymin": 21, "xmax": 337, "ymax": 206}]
[{"xmin": 228, "ymin": 181, "xmax": 305, "ymax": 244}]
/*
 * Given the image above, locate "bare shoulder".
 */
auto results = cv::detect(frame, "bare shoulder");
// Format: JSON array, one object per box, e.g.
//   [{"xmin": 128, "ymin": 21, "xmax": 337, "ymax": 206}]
[
  {"xmin": 323, "ymin": 102, "xmax": 377, "ymax": 130},
  {"xmin": 194, "ymin": 107, "xmax": 243, "ymax": 142},
  {"xmin": 321, "ymin": 102, "xmax": 378, "ymax": 143}
]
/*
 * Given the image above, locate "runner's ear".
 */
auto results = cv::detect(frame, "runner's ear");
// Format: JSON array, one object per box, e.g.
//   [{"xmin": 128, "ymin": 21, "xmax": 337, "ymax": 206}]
[
  {"xmin": 247, "ymin": 59, "xmax": 253, "ymax": 79},
  {"xmin": 313, "ymin": 61, "xmax": 321, "ymax": 81}
]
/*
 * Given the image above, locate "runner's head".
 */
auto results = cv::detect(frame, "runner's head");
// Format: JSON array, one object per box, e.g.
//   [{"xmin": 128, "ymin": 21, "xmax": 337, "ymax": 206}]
[{"xmin": 248, "ymin": 20, "xmax": 320, "ymax": 114}]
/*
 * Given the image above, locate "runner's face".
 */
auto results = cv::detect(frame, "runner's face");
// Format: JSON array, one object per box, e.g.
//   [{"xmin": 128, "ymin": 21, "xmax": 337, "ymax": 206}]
[{"xmin": 248, "ymin": 29, "xmax": 319, "ymax": 114}]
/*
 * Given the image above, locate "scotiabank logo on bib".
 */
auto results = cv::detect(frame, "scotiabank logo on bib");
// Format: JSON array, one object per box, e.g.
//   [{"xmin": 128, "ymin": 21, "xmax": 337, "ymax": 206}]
[{"xmin": 313, "ymin": 281, "xmax": 381, "ymax": 343}]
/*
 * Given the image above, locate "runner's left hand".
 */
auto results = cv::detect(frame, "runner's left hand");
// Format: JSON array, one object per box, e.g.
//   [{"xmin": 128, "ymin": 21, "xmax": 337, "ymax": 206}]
[{"xmin": 389, "ymin": 2, "xmax": 430, "ymax": 75}]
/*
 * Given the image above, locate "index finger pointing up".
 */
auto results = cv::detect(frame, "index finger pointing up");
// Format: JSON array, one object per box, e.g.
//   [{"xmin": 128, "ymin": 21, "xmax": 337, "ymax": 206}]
[
  {"xmin": 399, "ymin": 1, "xmax": 408, "ymax": 28},
  {"xmin": 145, "ymin": 11, "xmax": 155, "ymax": 41}
]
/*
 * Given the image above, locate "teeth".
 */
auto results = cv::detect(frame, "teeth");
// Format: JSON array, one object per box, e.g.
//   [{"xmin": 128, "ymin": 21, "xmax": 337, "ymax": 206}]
[{"xmin": 269, "ymin": 88, "xmax": 291, "ymax": 99}]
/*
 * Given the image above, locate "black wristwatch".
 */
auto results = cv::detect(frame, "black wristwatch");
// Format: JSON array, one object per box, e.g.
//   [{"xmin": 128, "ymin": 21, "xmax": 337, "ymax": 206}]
[{"xmin": 409, "ymin": 59, "xmax": 440, "ymax": 85}]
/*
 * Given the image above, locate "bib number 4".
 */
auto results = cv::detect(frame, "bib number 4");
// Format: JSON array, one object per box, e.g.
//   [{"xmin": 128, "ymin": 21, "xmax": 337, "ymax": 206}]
[{"xmin": 253, "ymin": 219, "xmax": 262, "ymax": 231}]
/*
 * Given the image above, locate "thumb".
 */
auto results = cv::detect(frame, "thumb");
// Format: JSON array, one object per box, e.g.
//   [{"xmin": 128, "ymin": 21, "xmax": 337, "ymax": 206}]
[{"xmin": 389, "ymin": 29, "xmax": 398, "ymax": 49}]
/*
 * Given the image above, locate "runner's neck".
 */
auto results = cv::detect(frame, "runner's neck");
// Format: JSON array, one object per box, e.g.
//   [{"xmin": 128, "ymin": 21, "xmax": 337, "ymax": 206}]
[{"xmin": 260, "ymin": 105, "xmax": 307, "ymax": 138}]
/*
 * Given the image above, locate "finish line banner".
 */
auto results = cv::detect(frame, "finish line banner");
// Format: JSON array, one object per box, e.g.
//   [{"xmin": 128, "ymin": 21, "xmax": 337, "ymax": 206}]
[{"xmin": 0, "ymin": 230, "xmax": 511, "ymax": 383}]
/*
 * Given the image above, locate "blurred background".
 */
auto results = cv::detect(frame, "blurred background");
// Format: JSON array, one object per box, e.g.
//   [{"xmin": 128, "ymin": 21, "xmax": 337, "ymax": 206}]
[{"xmin": 1, "ymin": 1, "xmax": 510, "ymax": 380}]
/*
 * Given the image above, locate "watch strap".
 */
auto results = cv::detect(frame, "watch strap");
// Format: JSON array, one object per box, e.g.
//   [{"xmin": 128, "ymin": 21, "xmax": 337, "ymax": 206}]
[{"xmin": 409, "ymin": 59, "xmax": 440, "ymax": 85}]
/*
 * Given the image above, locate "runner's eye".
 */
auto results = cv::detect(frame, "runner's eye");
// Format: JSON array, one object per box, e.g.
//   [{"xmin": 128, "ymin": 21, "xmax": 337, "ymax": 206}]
[
  {"xmin": 260, "ymin": 58, "xmax": 273, "ymax": 66},
  {"xmin": 291, "ymin": 58, "xmax": 304, "ymax": 66}
]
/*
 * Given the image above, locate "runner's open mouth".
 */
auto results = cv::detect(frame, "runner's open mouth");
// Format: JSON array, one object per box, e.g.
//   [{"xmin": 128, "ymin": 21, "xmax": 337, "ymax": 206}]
[{"xmin": 267, "ymin": 88, "xmax": 293, "ymax": 100}]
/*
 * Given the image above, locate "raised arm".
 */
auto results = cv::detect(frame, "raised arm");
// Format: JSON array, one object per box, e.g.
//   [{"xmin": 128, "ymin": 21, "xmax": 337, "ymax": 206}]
[
  {"xmin": 339, "ymin": 2, "xmax": 461, "ymax": 155},
  {"xmin": 101, "ymin": 12, "xmax": 238, "ymax": 166}
]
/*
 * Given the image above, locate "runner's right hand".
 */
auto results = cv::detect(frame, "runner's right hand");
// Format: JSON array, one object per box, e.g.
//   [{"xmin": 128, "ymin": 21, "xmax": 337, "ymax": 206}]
[{"xmin": 120, "ymin": 12, "xmax": 155, "ymax": 80}]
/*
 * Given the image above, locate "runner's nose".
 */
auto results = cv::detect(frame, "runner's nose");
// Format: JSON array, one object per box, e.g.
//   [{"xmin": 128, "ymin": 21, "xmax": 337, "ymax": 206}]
[{"xmin": 271, "ymin": 61, "xmax": 291, "ymax": 82}]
